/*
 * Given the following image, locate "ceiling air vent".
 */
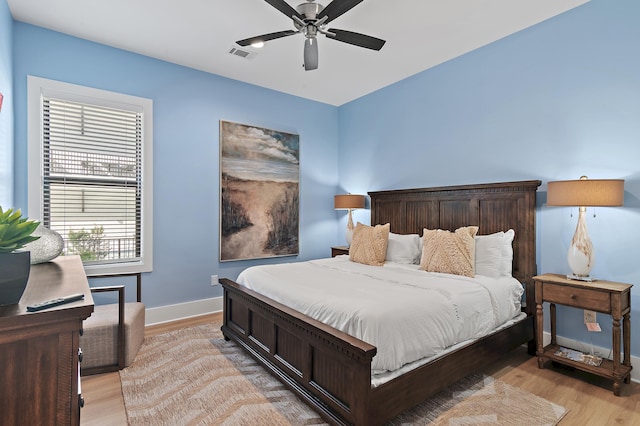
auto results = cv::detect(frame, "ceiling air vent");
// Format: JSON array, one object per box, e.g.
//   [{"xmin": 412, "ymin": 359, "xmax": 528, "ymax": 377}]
[{"xmin": 228, "ymin": 47, "xmax": 257, "ymax": 60}]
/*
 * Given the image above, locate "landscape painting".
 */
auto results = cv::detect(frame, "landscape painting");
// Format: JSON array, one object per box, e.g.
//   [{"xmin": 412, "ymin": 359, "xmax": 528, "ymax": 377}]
[{"xmin": 220, "ymin": 121, "xmax": 299, "ymax": 261}]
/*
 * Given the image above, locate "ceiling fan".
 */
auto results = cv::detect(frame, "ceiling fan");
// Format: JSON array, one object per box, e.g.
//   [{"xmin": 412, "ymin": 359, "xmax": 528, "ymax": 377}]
[{"xmin": 236, "ymin": 0, "xmax": 386, "ymax": 71}]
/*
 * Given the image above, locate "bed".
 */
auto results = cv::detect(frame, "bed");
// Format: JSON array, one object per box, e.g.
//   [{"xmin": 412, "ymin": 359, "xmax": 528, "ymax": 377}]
[{"xmin": 220, "ymin": 180, "xmax": 541, "ymax": 425}]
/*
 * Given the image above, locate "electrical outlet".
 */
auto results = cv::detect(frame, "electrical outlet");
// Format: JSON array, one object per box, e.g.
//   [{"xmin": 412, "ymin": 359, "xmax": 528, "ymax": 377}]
[
  {"xmin": 211, "ymin": 275, "xmax": 219, "ymax": 286},
  {"xmin": 584, "ymin": 309, "xmax": 596, "ymax": 324}
]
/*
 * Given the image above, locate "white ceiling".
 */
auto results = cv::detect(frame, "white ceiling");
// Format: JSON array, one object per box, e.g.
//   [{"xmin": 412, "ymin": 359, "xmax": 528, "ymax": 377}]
[{"xmin": 8, "ymin": 0, "xmax": 589, "ymax": 106}]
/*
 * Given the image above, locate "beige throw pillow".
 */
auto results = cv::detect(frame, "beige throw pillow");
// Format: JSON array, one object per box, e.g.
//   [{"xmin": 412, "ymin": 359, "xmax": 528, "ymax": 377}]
[
  {"xmin": 349, "ymin": 222, "xmax": 390, "ymax": 266},
  {"xmin": 420, "ymin": 226, "xmax": 479, "ymax": 277}
]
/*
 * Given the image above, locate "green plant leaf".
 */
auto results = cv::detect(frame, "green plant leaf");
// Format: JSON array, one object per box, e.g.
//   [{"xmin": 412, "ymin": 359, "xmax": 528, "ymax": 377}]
[{"xmin": 0, "ymin": 207, "xmax": 41, "ymax": 252}]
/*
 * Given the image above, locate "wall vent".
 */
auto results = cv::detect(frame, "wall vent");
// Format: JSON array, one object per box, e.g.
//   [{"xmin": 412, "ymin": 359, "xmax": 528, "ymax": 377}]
[{"xmin": 228, "ymin": 47, "xmax": 257, "ymax": 60}]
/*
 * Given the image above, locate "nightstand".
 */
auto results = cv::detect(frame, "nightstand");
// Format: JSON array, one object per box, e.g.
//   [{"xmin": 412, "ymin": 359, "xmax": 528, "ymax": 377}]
[
  {"xmin": 534, "ymin": 273, "xmax": 632, "ymax": 395},
  {"xmin": 331, "ymin": 246, "xmax": 349, "ymax": 257}
]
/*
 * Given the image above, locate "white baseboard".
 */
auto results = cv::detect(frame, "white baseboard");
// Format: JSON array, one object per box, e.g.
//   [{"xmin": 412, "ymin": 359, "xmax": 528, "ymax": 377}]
[
  {"xmin": 542, "ymin": 331, "xmax": 639, "ymax": 383},
  {"xmin": 145, "ymin": 296, "xmax": 223, "ymax": 326}
]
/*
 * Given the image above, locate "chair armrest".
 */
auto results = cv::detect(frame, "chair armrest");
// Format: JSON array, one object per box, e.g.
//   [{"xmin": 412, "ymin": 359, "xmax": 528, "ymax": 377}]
[
  {"xmin": 88, "ymin": 285, "xmax": 125, "ymax": 369},
  {"xmin": 87, "ymin": 272, "xmax": 142, "ymax": 302},
  {"xmin": 90, "ymin": 285, "xmax": 125, "ymax": 298}
]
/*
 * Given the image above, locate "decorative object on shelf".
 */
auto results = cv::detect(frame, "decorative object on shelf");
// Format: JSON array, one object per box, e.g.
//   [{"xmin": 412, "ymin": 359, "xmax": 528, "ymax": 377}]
[
  {"xmin": 334, "ymin": 193, "xmax": 366, "ymax": 246},
  {"xmin": 547, "ymin": 176, "xmax": 624, "ymax": 281},
  {"xmin": 23, "ymin": 224, "xmax": 64, "ymax": 264},
  {"xmin": 554, "ymin": 346, "xmax": 602, "ymax": 366},
  {"xmin": 0, "ymin": 207, "xmax": 40, "ymax": 305},
  {"xmin": 219, "ymin": 121, "xmax": 300, "ymax": 261}
]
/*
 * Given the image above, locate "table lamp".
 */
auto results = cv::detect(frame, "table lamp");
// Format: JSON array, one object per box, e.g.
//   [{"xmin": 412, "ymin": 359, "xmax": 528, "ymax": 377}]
[
  {"xmin": 334, "ymin": 194, "xmax": 365, "ymax": 246},
  {"xmin": 547, "ymin": 176, "xmax": 624, "ymax": 281}
]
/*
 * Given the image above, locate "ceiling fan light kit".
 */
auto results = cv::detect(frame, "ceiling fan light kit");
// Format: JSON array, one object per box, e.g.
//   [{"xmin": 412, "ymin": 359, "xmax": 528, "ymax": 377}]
[{"xmin": 237, "ymin": 0, "xmax": 385, "ymax": 71}]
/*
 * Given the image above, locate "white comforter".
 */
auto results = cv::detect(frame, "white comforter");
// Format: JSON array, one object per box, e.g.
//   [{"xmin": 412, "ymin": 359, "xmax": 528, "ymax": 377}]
[{"xmin": 236, "ymin": 256, "xmax": 524, "ymax": 374}]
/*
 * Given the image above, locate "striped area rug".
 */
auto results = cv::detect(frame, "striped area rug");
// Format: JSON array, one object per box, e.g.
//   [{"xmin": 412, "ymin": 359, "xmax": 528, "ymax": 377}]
[{"xmin": 120, "ymin": 323, "xmax": 567, "ymax": 425}]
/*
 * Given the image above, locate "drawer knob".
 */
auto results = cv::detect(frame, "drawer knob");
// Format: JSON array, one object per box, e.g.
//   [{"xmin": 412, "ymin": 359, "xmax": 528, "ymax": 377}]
[
  {"xmin": 570, "ymin": 294, "xmax": 577, "ymax": 300},
  {"xmin": 79, "ymin": 396, "xmax": 85, "ymax": 408},
  {"xmin": 78, "ymin": 348, "xmax": 83, "ymax": 363}
]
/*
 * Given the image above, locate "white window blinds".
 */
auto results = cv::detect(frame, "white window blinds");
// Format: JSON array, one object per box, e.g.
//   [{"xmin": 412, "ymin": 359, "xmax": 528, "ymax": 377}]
[
  {"xmin": 29, "ymin": 76, "xmax": 153, "ymax": 274},
  {"xmin": 42, "ymin": 97, "xmax": 142, "ymax": 266}
]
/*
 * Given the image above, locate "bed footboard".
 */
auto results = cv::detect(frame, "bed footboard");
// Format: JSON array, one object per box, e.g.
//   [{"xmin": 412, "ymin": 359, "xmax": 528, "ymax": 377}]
[{"xmin": 220, "ymin": 278, "xmax": 377, "ymax": 426}]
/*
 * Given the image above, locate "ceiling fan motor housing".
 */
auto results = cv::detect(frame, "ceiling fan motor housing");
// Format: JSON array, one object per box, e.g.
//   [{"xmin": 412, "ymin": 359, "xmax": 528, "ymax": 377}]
[{"xmin": 296, "ymin": 1, "xmax": 323, "ymax": 21}]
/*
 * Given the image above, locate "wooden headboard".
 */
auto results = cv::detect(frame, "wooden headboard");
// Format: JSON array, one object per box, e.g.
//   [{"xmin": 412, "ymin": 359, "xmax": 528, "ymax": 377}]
[{"xmin": 369, "ymin": 180, "xmax": 541, "ymax": 294}]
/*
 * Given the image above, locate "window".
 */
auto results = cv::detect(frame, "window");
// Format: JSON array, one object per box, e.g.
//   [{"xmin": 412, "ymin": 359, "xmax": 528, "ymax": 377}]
[{"xmin": 28, "ymin": 76, "xmax": 153, "ymax": 274}]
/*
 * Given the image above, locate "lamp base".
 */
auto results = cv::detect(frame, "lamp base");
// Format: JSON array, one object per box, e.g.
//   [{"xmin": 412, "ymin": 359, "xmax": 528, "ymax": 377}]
[
  {"xmin": 345, "ymin": 228, "xmax": 354, "ymax": 246},
  {"xmin": 566, "ymin": 274, "xmax": 594, "ymax": 282},
  {"xmin": 345, "ymin": 208, "xmax": 355, "ymax": 246},
  {"xmin": 567, "ymin": 207, "xmax": 595, "ymax": 280}
]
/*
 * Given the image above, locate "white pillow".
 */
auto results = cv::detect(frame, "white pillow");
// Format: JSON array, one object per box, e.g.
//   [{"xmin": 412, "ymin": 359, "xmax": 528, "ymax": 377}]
[
  {"xmin": 386, "ymin": 233, "xmax": 422, "ymax": 264},
  {"xmin": 475, "ymin": 229, "xmax": 515, "ymax": 278}
]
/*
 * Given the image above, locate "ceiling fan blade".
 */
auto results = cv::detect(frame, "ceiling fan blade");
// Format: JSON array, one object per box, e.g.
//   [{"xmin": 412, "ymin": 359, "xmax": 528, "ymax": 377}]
[
  {"xmin": 326, "ymin": 28, "xmax": 385, "ymax": 50},
  {"xmin": 265, "ymin": 0, "xmax": 304, "ymax": 20},
  {"xmin": 304, "ymin": 38, "xmax": 318, "ymax": 71},
  {"xmin": 317, "ymin": 0, "xmax": 364, "ymax": 24},
  {"xmin": 237, "ymin": 30, "xmax": 298, "ymax": 47}
]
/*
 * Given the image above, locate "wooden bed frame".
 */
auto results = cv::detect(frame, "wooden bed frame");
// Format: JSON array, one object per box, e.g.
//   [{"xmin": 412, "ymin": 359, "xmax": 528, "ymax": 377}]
[{"xmin": 220, "ymin": 180, "xmax": 541, "ymax": 425}]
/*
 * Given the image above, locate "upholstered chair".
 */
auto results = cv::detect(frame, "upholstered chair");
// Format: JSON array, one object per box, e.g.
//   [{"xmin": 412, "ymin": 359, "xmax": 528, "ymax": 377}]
[{"xmin": 80, "ymin": 276, "xmax": 145, "ymax": 375}]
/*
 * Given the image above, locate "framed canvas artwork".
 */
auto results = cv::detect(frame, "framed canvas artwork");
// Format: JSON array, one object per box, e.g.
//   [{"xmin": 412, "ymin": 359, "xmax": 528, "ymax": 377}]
[{"xmin": 219, "ymin": 121, "xmax": 300, "ymax": 261}]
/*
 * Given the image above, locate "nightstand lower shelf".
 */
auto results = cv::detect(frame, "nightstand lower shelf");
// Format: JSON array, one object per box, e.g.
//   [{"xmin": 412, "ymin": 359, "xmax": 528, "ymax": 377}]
[{"xmin": 538, "ymin": 343, "xmax": 632, "ymax": 383}]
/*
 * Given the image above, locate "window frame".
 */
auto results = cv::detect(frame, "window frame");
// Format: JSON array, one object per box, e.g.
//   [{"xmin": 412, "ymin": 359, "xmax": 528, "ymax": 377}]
[{"xmin": 27, "ymin": 76, "xmax": 153, "ymax": 275}]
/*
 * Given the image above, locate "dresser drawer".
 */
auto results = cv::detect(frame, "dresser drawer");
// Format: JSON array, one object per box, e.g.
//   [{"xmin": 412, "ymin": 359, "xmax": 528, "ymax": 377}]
[{"xmin": 542, "ymin": 283, "xmax": 611, "ymax": 312}]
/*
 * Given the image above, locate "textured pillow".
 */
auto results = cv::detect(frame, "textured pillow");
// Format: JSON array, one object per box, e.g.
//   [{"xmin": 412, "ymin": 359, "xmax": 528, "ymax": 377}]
[
  {"xmin": 419, "ymin": 226, "xmax": 479, "ymax": 277},
  {"xmin": 475, "ymin": 229, "xmax": 515, "ymax": 277},
  {"xmin": 350, "ymin": 222, "xmax": 390, "ymax": 266},
  {"xmin": 386, "ymin": 233, "xmax": 422, "ymax": 264}
]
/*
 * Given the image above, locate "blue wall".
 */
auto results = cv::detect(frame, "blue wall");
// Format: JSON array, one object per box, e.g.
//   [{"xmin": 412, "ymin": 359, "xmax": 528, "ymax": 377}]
[
  {"xmin": 12, "ymin": 22, "xmax": 340, "ymax": 308},
  {"xmin": 340, "ymin": 0, "xmax": 640, "ymax": 356},
  {"xmin": 8, "ymin": 0, "xmax": 640, "ymax": 357},
  {"xmin": 0, "ymin": 0, "xmax": 13, "ymax": 207}
]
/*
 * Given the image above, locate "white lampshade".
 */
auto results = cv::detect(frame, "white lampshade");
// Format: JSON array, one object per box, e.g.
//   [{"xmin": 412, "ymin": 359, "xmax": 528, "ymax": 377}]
[{"xmin": 547, "ymin": 176, "xmax": 624, "ymax": 281}]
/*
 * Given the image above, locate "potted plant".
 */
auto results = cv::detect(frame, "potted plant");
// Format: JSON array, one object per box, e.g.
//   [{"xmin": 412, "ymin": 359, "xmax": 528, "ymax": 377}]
[{"xmin": 0, "ymin": 207, "xmax": 40, "ymax": 306}]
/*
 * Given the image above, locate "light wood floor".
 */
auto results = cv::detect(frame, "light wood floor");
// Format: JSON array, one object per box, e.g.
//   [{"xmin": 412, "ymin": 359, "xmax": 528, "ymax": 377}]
[
  {"xmin": 81, "ymin": 313, "xmax": 640, "ymax": 425},
  {"xmin": 80, "ymin": 313, "xmax": 223, "ymax": 426}
]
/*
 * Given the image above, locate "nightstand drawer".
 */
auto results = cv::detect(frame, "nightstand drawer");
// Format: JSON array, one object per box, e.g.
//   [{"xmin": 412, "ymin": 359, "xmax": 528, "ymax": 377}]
[{"xmin": 543, "ymin": 283, "xmax": 610, "ymax": 312}]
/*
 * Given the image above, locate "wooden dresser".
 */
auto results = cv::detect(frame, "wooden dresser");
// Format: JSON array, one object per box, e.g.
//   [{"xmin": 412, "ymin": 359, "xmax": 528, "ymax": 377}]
[{"xmin": 0, "ymin": 256, "xmax": 94, "ymax": 425}]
